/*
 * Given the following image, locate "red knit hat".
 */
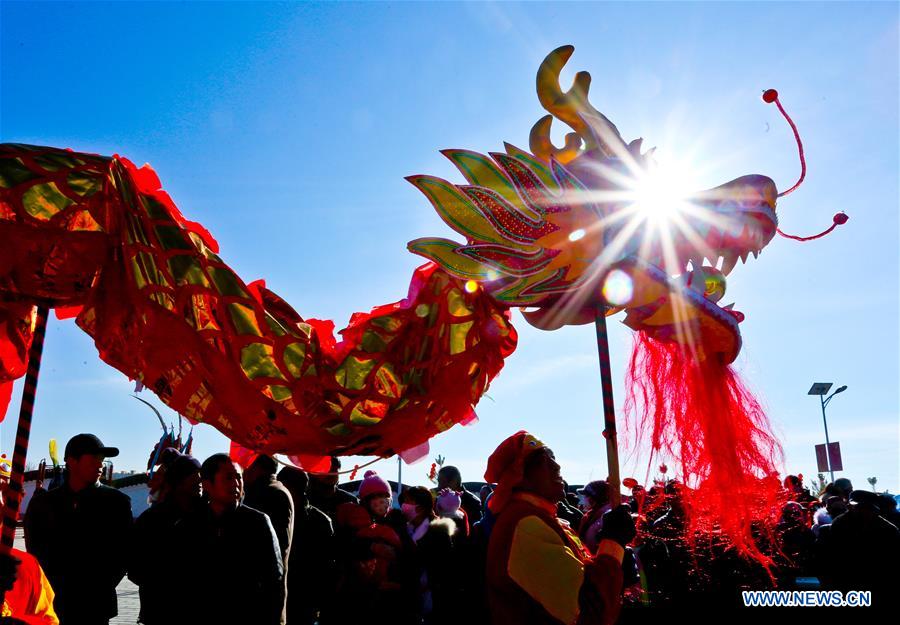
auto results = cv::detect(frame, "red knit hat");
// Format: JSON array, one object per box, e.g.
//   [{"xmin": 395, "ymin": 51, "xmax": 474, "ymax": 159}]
[
  {"xmin": 358, "ymin": 470, "xmax": 392, "ymax": 500},
  {"xmin": 484, "ymin": 431, "xmax": 546, "ymax": 513}
]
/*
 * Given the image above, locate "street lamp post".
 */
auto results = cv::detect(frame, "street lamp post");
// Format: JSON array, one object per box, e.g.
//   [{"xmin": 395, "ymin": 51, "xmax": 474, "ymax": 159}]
[{"xmin": 808, "ymin": 382, "xmax": 847, "ymax": 483}]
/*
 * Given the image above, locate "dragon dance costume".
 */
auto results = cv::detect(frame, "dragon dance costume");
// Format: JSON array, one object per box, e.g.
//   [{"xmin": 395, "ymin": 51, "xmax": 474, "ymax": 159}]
[{"xmin": 0, "ymin": 46, "xmax": 845, "ymax": 561}]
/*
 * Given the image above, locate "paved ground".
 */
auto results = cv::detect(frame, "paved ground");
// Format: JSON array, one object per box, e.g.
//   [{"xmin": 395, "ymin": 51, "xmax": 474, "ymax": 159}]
[{"xmin": 14, "ymin": 527, "xmax": 141, "ymax": 624}]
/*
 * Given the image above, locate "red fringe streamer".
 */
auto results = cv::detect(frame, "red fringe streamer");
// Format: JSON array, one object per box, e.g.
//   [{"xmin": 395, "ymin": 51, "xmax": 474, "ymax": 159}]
[{"xmin": 625, "ymin": 332, "xmax": 783, "ymax": 566}]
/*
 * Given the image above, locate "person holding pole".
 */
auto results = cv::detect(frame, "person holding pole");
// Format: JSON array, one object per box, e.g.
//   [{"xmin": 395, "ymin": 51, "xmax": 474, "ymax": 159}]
[{"xmin": 484, "ymin": 431, "xmax": 635, "ymax": 625}]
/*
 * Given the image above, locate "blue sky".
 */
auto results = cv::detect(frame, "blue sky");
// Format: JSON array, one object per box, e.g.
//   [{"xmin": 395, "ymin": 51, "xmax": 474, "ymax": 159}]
[{"xmin": 1, "ymin": 1, "xmax": 897, "ymax": 493}]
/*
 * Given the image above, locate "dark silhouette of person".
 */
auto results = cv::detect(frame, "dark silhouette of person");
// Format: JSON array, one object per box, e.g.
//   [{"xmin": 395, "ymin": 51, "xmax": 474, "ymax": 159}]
[
  {"xmin": 24, "ymin": 434, "xmax": 132, "ymax": 625},
  {"xmin": 128, "ymin": 450, "xmax": 201, "ymax": 625},
  {"xmin": 244, "ymin": 455, "xmax": 294, "ymax": 625},
  {"xmin": 172, "ymin": 454, "xmax": 284, "ymax": 625},
  {"xmin": 308, "ymin": 457, "xmax": 357, "ymax": 522},
  {"xmin": 817, "ymin": 490, "xmax": 900, "ymax": 610},
  {"xmin": 277, "ymin": 466, "xmax": 336, "ymax": 625}
]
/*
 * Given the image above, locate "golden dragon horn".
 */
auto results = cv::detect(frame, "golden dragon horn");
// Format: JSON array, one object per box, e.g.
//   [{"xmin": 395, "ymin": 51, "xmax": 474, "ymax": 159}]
[{"xmin": 530, "ymin": 45, "xmax": 627, "ymax": 164}]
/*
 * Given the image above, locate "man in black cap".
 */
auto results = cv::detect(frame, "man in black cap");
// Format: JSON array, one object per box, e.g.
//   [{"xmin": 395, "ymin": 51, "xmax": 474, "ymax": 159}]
[{"xmin": 23, "ymin": 433, "xmax": 133, "ymax": 625}]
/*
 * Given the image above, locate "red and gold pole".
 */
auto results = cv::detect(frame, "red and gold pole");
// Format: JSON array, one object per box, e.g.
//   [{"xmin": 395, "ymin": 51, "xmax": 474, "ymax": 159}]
[{"xmin": 1, "ymin": 305, "xmax": 49, "ymax": 550}]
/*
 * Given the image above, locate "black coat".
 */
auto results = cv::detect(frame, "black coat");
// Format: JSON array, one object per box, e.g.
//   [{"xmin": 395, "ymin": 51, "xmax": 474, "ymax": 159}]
[
  {"xmin": 415, "ymin": 518, "xmax": 462, "ymax": 625},
  {"xmin": 244, "ymin": 476, "xmax": 294, "ymax": 625},
  {"xmin": 23, "ymin": 481, "xmax": 133, "ymax": 624},
  {"xmin": 308, "ymin": 487, "xmax": 357, "ymax": 523},
  {"xmin": 459, "ymin": 488, "xmax": 482, "ymax": 526},
  {"xmin": 244, "ymin": 475, "xmax": 294, "ymax": 565},
  {"xmin": 128, "ymin": 500, "xmax": 199, "ymax": 625},
  {"xmin": 286, "ymin": 504, "xmax": 334, "ymax": 625},
  {"xmin": 173, "ymin": 503, "xmax": 285, "ymax": 625},
  {"xmin": 817, "ymin": 509, "xmax": 900, "ymax": 603}
]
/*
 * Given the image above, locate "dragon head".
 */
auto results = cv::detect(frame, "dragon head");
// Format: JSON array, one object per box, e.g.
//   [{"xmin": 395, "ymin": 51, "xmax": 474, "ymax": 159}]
[{"xmin": 409, "ymin": 45, "xmax": 839, "ymax": 364}]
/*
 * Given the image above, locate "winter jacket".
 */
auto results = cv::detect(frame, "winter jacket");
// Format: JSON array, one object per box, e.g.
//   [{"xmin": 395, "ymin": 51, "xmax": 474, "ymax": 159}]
[
  {"xmin": 128, "ymin": 500, "xmax": 197, "ymax": 625},
  {"xmin": 412, "ymin": 517, "xmax": 462, "ymax": 625},
  {"xmin": 24, "ymin": 481, "xmax": 132, "ymax": 624},
  {"xmin": 818, "ymin": 509, "xmax": 900, "ymax": 604},
  {"xmin": 244, "ymin": 474, "xmax": 294, "ymax": 625},
  {"xmin": 459, "ymin": 488, "xmax": 483, "ymax": 525},
  {"xmin": 286, "ymin": 504, "xmax": 334, "ymax": 625},
  {"xmin": 172, "ymin": 503, "xmax": 284, "ymax": 625}
]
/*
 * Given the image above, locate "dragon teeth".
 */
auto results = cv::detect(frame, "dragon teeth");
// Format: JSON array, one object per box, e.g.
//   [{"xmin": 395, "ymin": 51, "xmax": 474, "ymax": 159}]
[
  {"xmin": 721, "ymin": 253, "xmax": 738, "ymax": 275},
  {"xmin": 722, "ymin": 253, "xmax": 738, "ymax": 275}
]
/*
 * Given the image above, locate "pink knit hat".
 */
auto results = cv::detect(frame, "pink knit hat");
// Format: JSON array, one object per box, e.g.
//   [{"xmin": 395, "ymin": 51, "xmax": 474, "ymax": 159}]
[
  {"xmin": 436, "ymin": 488, "xmax": 462, "ymax": 517},
  {"xmin": 358, "ymin": 470, "xmax": 392, "ymax": 500}
]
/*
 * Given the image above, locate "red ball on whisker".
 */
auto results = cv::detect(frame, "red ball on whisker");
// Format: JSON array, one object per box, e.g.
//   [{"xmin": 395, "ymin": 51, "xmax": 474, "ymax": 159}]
[{"xmin": 762, "ymin": 89, "xmax": 779, "ymax": 103}]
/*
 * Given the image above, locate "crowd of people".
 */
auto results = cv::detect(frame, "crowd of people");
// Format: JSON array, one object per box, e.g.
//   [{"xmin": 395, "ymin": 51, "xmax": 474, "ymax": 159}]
[{"xmin": 0, "ymin": 430, "xmax": 897, "ymax": 624}]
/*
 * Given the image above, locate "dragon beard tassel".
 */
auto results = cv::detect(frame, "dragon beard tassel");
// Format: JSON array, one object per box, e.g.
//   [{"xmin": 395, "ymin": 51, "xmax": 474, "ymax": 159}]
[{"xmin": 625, "ymin": 331, "xmax": 783, "ymax": 566}]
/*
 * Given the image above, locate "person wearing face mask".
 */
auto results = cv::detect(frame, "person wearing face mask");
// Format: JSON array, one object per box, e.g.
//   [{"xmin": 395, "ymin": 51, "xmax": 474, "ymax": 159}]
[{"xmin": 401, "ymin": 487, "xmax": 460, "ymax": 625}]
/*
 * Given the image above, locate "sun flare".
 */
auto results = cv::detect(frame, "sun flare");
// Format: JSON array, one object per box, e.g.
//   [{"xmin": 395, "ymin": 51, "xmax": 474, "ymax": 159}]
[{"xmin": 629, "ymin": 157, "xmax": 699, "ymax": 226}]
